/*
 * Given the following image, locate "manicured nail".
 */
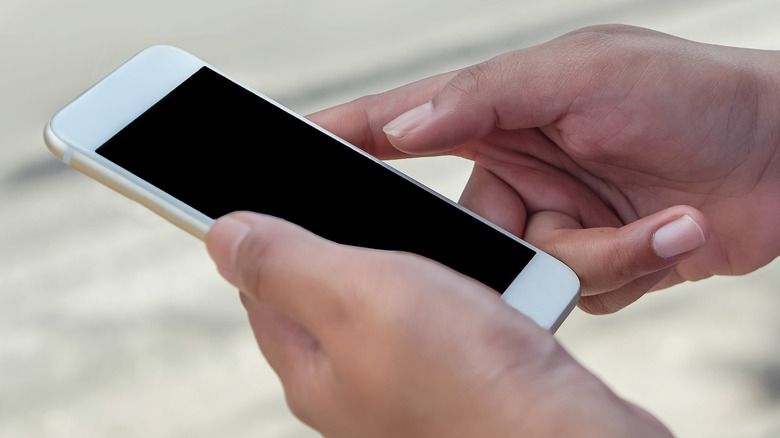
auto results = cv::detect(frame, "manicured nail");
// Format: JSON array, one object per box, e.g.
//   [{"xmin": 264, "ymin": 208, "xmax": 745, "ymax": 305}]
[
  {"xmin": 652, "ymin": 215, "xmax": 705, "ymax": 259},
  {"xmin": 383, "ymin": 102, "xmax": 433, "ymax": 138},
  {"xmin": 208, "ymin": 216, "xmax": 251, "ymax": 285}
]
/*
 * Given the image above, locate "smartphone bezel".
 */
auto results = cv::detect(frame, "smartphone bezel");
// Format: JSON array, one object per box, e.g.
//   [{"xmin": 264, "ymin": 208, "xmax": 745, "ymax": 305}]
[{"xmin": 45, "ymin": 45, "xmax": 579, "ymax": 331}]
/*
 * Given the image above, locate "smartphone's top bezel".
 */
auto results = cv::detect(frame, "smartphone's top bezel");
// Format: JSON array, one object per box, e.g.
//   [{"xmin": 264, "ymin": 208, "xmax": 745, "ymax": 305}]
[
  {"xmin": 46, "ymin": 46, "xmax": 220, "ymax": 236},
  {"xmin": 49, "ymin": 46, "xmax": 204, "ymax": 156}
]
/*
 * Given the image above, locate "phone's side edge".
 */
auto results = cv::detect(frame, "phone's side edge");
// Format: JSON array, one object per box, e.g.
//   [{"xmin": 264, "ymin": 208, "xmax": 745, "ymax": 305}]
[
  {"xmin": 44, "ymin": 121, "xmax": 69, "ymax": 162},
  {"xmin": 546, "ymin": 283, "xmax": 580, "ymax": 333},
  {"xmin": 44, "ymin": 121, "xmax": 212, "ymax": 240}
]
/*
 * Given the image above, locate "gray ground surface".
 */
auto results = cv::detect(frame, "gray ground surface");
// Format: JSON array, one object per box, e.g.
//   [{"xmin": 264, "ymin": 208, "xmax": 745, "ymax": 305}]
[{"xmin": 1, "ymin": 0, "xmax": 778, "ymax": 436}]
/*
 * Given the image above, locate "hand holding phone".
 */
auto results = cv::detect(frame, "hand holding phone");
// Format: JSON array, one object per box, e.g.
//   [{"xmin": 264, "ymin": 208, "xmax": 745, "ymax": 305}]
[
  {"xmin": 206, "ymin": 211, "xmax": 670, "ymax": 438},
  {"xmin": 44, "ymin": 46, "xmax": 579, "ymax": 331}
]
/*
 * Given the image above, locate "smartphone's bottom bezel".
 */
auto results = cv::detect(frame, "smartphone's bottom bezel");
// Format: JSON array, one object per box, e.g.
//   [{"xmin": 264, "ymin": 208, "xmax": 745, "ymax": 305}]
[{"xmin": 501, "ymin": 252, "xmax": 580, "ymax": 332}]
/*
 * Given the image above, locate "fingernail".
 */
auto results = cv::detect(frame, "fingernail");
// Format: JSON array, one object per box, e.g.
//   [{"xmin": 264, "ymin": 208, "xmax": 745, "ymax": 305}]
[
  {"xmin": 652, "ymin": 215, "xmax": 705, "ymax": 259},
  {"xmin": 383, "ymin": 102, "xmax": 433, "ymax": 138},
  {"xmin": 207, "ymin": 216, "xmax": 252, "ymax": 285}
]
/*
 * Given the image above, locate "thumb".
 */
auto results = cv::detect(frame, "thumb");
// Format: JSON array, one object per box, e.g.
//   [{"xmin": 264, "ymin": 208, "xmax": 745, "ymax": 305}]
[
  {"xmin": 524, "ymin": 207, "xmax": 708, "ymax": 314},
  {"xmin": 382, "ymin": 52, "xmax": 568, "ymax": 155}
]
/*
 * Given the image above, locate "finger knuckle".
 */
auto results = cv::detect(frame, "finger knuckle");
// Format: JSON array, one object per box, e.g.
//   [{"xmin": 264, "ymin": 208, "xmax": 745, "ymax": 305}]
[
  {"xmin": 348, "ymin": 94, "xmax": 386, "ymax": 157},
  {"xmin": 608, "ymin": 240, "xmax": 645, "ymax": 284},
  {"xmin": 445, "ymin": 56, "xmax": 510, "ymax": 105},
  {"xmin": 560, "ymin": 24, "xmax": 644, "ymax": 52},
  {"xmin": 578, "ymin": 294, "xmax": 620, "ymax": 315}
]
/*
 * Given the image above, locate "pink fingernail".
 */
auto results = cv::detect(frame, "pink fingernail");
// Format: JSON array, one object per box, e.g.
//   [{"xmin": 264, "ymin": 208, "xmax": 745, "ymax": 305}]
[
  {"xmin": 652, "ymin": 215, "xmax": 705, "ymax": 259},
  {"xmin": 383, "ymin": 102, "xmax": 433, "ymax": 138}
]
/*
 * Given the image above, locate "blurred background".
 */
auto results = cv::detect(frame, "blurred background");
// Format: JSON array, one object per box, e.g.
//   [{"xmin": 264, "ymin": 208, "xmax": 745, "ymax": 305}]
[{"xmin": 1, "ymin": 0, "xmax": 779, "ymax": 436}]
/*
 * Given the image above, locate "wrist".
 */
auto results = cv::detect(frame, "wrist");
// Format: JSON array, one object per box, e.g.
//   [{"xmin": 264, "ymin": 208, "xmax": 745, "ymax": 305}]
[{"xmin": 499, "ymin": 349, "xmax": 673, "ymax": 438}]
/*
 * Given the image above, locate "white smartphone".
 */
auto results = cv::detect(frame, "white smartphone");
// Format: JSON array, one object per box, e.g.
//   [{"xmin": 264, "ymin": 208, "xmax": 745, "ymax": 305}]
[{"xmin": 45, "ymin": 46, "xmax": 579, "ymax": 331}]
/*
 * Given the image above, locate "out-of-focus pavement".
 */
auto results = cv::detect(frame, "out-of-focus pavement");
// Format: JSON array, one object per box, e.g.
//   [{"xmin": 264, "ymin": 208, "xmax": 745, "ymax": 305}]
[{"xmin": 1, "ymin": 0, "xmax": 779, "ymax": 436}]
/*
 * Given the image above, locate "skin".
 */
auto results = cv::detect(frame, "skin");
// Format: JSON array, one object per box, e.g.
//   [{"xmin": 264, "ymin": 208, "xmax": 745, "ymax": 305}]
[
  {"xmin": 206, "ymin": 25, "xmax": 780, "ymax": 437},
  {"xmin": 207, "ymin": 213, "xmax": 672, "ymax": 438},
  {"xmin": 308, "ymin": 24, "xmax": 780, "ymax": 313}
]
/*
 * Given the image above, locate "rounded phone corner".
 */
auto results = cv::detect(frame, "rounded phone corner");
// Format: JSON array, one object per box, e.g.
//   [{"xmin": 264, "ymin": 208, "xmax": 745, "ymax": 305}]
[
  {"xmin": 544, "ymin": 262, "xmax": 580, "ymax": 333},
  {"xmin": 548, "ymin": 275, "xmax": 580, "ymax": 333},
  {"xmin": 141, "ymin": 44, "xmax": 188, "ymax": 55},
  {"xmin": 501, "ymin": 253, "xmax": 581, "ymax": 333},
  {"xmin": 133, "ymin": 45, "xmax": 204, "ymax": 68},
  {"xmin": 43, "ymin": 120, "xmax": 69, "ymax": 162}
]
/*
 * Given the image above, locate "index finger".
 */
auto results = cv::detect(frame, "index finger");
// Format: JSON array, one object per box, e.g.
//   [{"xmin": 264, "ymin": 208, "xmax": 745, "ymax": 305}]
[{"xmin": 306, "ymin": 71, "xmax": 457, "ymax": 160}]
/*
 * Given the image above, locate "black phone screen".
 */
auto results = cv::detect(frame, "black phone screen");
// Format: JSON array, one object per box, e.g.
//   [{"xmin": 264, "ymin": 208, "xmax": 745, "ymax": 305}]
[{"xmin": 97, "ymin": 67, "xmax": 535, "ymax": 292}]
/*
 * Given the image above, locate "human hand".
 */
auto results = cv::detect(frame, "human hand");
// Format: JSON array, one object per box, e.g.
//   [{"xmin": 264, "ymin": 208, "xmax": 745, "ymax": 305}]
[
  {"xmin": 308, "ymin": 25, "xmax": 780, "ymax": 313},
  {"xmin": 206, "ymin": 211, "xmax": 671, "ymax": 438}
]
